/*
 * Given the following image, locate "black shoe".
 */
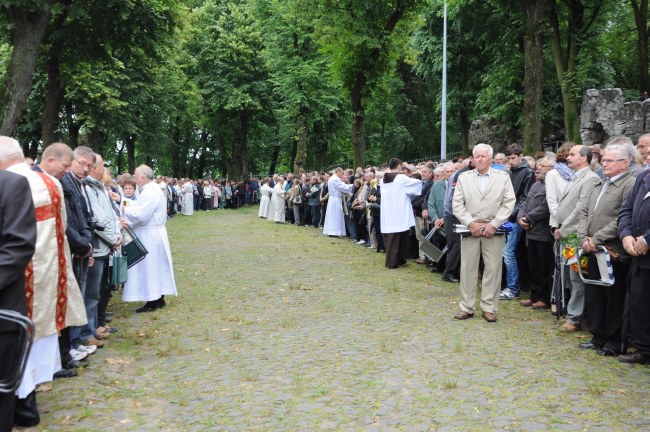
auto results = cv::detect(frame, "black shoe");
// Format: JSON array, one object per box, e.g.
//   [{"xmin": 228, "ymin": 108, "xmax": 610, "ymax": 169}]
[
  {"xmin": 442, "ymin": 276, "xmax": 460, "ymax": 283},
  {"xmin": 54, "ymin": 369, "xmax": 78, "ymax": 379},
  {"xmin": 579, "ymin": 342, "xmax": 599, "ymax": 350},
  {"xmin": 64, "ymin": 359, "xmax": 81, "ymax": 369},
  {"xmin": 155, "ymin": 297, "xmax": 166, "ymax": 308},
  {"xmin": 619, "ymin": 352, "xmax": 650, "ymax": 364},
  {"xmin": 596, "ymin": 347, "xmax": 620, "ymax": 357},
  {"xmin": 136, "ymin": 303, "xmax": 157, "ymax": 313}
]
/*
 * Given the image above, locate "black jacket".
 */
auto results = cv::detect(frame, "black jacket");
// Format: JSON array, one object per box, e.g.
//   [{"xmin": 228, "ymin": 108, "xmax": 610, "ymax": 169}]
[
  {"xmin": 517, "ymin": 181, "xmax": 552, "ymax": 242},
  {"xmin": 619, "ymin": 170, "xmax": 650, "ymax": 269},
  {"xmin": 509, "ymin": 163, "xmax": 535, "ymax": 221},
  {"xmin": 0, "ymin": 171, "xmax": 36, "ymax": 330},
  {"xmin": 412, "ymin": 178, "xmax": 433, "ymax": 214},
  {"xmin": 61, "ymin": 173, "xmax": 93, "ymax": 256}
]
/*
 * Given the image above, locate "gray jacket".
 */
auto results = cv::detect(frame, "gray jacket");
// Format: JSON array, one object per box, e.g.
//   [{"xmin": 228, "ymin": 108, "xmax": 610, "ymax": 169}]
[{"xmin": 84, "ymin": 176, "xmax": 119, "ymax": 257}]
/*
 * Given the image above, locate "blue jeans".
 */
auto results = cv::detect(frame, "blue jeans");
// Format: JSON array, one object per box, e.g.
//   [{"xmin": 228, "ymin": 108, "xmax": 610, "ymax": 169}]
[
  {"xmin": 80, "ymin": 257, "xmax": 107, "ymax": 341},
  {"xmin": 502, "ymin": 223, "xmax": 522, "ymax": 295}
]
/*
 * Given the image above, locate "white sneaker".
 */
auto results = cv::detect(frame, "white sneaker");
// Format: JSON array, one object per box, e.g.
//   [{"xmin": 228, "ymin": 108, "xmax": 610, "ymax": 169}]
[
  {"xmin": 69, "ymin": 348, "xmax": 88, "ymax": 361},
  {"xmin": 357, "ymin": 240, "xmax": 366, "ymax": 244},
  {"xmin": 76, "ymin": 344, "xmax": 97, "ymax": 355}
]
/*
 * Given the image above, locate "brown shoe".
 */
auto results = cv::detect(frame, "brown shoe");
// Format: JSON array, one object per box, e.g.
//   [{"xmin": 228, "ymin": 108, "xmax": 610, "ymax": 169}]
[
  {"xmin": 82, "ymin": 337, "xmax": 106, "ymax": 348},
  {"xmin": 454, "ymin": 311, "xmax": 474, "ymax": 320},
  {"xmin": 520, "ymin": 299, "xmax": 533, "ymax": 307},
  {"xmin": 481, "ymin": 311, "xmax": 497, "ymax": 322},
  {"xmin": 413, "ymin": 258, "xmax": 426, "ymax": 264},
  {"xmin": 560, "ymin": 322, "xmax": 580, "ymax": 333},
  {"xmin": 94, "ymin": 330, "xmax": 110, "ymax": 340},
  {"xmin": 531, "ymin": 301, "xmax": 550, "ymax": 310}
]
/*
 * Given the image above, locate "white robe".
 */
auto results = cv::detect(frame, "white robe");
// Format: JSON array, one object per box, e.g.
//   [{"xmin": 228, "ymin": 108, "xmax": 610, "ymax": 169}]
[
  {"xmin": 269, "ymin": 183, "xmax": 287, "ymax": 222},
  {"xmin": 323, "ymin": 174, "xmax": 354, "ymax": 236},
  {"xmin": 122, "ymin": 182, "xmax": 177, "ymax": 302},
  {"xmin": 380, "ymin": 173, "xmax": 422, "ymax": 233},
  {"xmin": 258, "ymin": 183, "xmax": 273, "ymax": 217},
  {"xmin": 182, "ymin": 183, "xmax": 193, "ymax": 215}
]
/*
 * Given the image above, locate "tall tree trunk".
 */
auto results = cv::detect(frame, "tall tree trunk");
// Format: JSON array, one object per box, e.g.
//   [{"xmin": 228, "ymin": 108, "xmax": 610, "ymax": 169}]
[
  {"xmin": 40, "ymin": 4, "xmax": 69, "ymax": 146},
  {"xmin": 41, "ymin": 55, "xmax": 64, "ymax": 146},
  {"xmin": 0, "ymin": 4, "xmax": 51, "ymax": 135},
  {"xmin": 522, "ymin": 0, "xmax": 545, "ymax": 153},
  {"xmin": 126, "ymin": 135, "xmax": 136, "ymax": 173},
  {"xmin": 350, "ymin": 74, "xmax": 367, "ymax": 168},
  {"xmin": 548, "ymin": 1, "xmax": 580, "ymax": 142},
  {"xmin": 632, "ymin": 0, "xmax": 649, "ymax": 94},
  {"xmin": 268, "ymin": 143, "xmax": 281, "ymax": 175},
  {"xmin": 293, "ymin": 106, "xmax": 309, "ymax": 173},
  {"xmin": 84, "ymin": 128, "xmax": 106, "ymax": 154},
  {"xmin": 237, "ymin": 111, "xmax": 250, "ymax": 180},
  {"xmin": 116, "ymin": 140, "xmax": 125, "ymax": 174},
  {"xmin": 65, "ymin": 101, "xmax": 82, "ymax": 147}
]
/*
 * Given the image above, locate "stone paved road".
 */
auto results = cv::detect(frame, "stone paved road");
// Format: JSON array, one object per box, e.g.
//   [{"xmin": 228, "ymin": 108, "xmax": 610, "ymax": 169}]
[{"xmin": 29, "ymin": 208, "xmax": 650, "ymax": 431}]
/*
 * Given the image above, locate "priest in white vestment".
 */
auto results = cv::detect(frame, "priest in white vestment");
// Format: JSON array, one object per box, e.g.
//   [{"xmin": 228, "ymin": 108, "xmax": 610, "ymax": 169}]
[
  {"xmin": 380, "ymin": 158, "xmax": 422, "ymax": 268},
  {"xmin": 1, "ymin": 138, "xmax": 86, "ymax": 406},
  {"xmin": 121, "ymin": 165, "xmax": 177, "ymax": 312},
  {"xmin": 182, "ymin": 181, "xmax": 194, "ymax": 215},
  {"xmin": 268, "ymin": 177, "xmax": 287, "ymax": 223},
  {"xmin": 323, "ymin": 167, "xmax": 354, "ymax": 236},
  {"xmin": 258, "ymin": 179, "xmax": 273, "ymax": 218}
]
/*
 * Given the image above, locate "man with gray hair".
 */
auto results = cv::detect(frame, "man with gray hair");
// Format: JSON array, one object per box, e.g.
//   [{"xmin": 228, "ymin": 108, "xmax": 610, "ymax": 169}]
[
  {"xmin": 453, "ymin": 144, "xmax": 515, "ymax": 322},
  {"xmin": 120, "ymin": 165, "xmax": 177, "ymax": 312},
  {"xmin": 606, "ymin": 136, "xmax": 643, "ymax": 176}
]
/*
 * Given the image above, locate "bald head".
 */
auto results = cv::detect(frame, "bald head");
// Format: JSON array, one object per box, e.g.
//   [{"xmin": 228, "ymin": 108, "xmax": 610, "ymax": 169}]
[{"xmin": 0, "ymin": 136, "xmax": 24, "ymax": 169}]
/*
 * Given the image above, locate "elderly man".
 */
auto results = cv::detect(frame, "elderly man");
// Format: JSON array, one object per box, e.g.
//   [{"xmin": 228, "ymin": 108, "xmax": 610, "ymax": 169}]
[
  {"xmin": 554, "ymin": 144, "xmax": 601, "ymax": 332},
  {"xmin": 121, "ymin": 165, "xmax": 177, "ymax": 312},
  {"xmin": 618, "ymin": 150, "xmax": 650, "ymax": 364},
  {"xmin": 1, "ymin": 138, "xmax": 87, "ymax": 422},
  {"xmin": 576, "ymin": 144, "xmax": 636, "ymax": 356},
  {"xmin": 381, "ymin": 158, "xmax": 422, "ymax": 268},
  {"xmin": 0, "ymin": 166, "xmax": 36, "ymax": 432},
  {"xmin": 323, "ymin": 167, "xmax": 354, "ymax": 237},
  {"xmin": 453, "ymin": 144, "xmax": 515, "ymax": 322},
  {"xmin": 636, "ymin": 133, "xmax": 650, "ymax": 170}
]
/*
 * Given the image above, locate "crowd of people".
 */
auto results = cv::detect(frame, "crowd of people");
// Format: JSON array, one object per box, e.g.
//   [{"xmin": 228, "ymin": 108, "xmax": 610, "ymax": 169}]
[
  {"xmin": 255, "ymin": 136, "xmax": 650, "ymax": 363},
  {"xmin": 1, "ymin": 133, "xmax": 650, "ymax": 430},
  {"xmin": 0, "ymin": 138, "xmax": 176, "ymax": 431}
]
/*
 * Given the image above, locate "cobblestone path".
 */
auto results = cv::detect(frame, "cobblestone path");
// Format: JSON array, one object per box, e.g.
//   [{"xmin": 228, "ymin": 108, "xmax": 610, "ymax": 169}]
[{"xmin": 31, "ymin": 208, "xmax": 650, "ymax": 431}]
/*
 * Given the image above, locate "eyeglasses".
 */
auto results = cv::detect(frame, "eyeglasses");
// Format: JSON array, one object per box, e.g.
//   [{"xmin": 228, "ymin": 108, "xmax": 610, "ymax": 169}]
[
  {"xmin": 601, "ymin": 159, "xmax": 627, "ymax": 164},
  {"xmin": 539, "ymin": 165, "xmax": 555, "ymax": 168},
  {"xmin": 75, "ymin": 159, "xmax": 94, "ymax": 169}
]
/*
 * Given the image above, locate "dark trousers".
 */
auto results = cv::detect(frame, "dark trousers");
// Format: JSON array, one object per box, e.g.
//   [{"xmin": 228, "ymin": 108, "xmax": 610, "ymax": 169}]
[
  {"xmin": 443, "ymin": 214, "xmax": 461, "ymax": 279},
  {"xmin": 527, "ymin": 239, "xmax": 553, "ymax": 304},
  {"xmin": 0, "ymin": 331, "xmax": 19, "ymax": 432},
  {"xmin": 97, "ymin": 258, "xmax": 112, "ymax": 327},
  {"xmin": 383, "ymin": 230, "xmax": 410, "ymax": 268},
  {"xmin": 320, "ymin": 201, "xmax": 327, "ymax": 227},
  {"xmin": 310, "ymin": 204, "xmax": 321, "ymax": 227},
  {"xmin": 586, "ymin": 260, "xmax": 628, "ymax": 351},
  {"xmin": 626, "ymin": 262, "xmax": 650, "ymax": 355}
]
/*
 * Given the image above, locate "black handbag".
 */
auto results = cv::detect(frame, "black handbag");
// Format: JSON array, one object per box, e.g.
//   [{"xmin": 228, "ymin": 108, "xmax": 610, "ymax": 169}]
[{"xmin": 121, "ymin": 226, "xmax": 149, "ymax": 268}]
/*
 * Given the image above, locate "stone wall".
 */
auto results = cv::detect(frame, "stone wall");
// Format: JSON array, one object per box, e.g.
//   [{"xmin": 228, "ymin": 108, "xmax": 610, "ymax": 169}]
[{"xmin": 580, "ymin": 88, "xmax": 650, "ymax": 145}]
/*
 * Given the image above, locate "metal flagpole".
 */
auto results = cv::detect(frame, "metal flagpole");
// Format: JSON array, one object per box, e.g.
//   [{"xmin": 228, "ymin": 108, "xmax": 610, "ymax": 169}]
[{"xmin": 441, "ymin": 0, "xmax": 447, "ymax": 160}]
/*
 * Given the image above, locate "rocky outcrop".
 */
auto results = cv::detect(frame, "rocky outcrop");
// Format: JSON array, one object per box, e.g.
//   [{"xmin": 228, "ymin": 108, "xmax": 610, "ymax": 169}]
[
  {"xmin": 468, "ymin": 116, "xmax": 511, "ymax": 149},
  {"xmin": 580, "ymin": 88, "xmax": 648, "ymax": 145}
]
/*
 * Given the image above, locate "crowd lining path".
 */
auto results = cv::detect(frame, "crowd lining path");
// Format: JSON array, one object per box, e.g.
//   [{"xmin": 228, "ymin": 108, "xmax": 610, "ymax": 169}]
[{"xmin": 30, "ymin": 207, "xmax": 650, "ymax": 431}]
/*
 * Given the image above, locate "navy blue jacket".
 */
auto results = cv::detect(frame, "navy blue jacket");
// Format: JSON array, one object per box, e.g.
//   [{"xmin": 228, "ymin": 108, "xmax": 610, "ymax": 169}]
[
  {"xmin": 61, "ymin": 173, "xmax": 93, "ymax": 256},
  {"xmin": 619, "ymin": 170, "xmax": 650, "ymax": 269}
]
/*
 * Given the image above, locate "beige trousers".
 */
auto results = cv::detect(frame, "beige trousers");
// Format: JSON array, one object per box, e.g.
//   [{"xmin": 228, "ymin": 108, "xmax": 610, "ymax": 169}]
[{"xmin": 459, "ymin": 235, "xmax": 504, "ymax": 314}]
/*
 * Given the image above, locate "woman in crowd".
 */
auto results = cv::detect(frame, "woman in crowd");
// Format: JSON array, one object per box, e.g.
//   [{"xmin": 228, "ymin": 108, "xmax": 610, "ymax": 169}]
[
  {"xmin": 213, "ymin": 181, "xmax": 221, "ymax": 209},
  {"xmin": 203, "ymin": 180, "xmax": 213, "ymax": 210},
  {"xmin": 225, "ymin": 182, "xmax": 233, "ymax": 208}
]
